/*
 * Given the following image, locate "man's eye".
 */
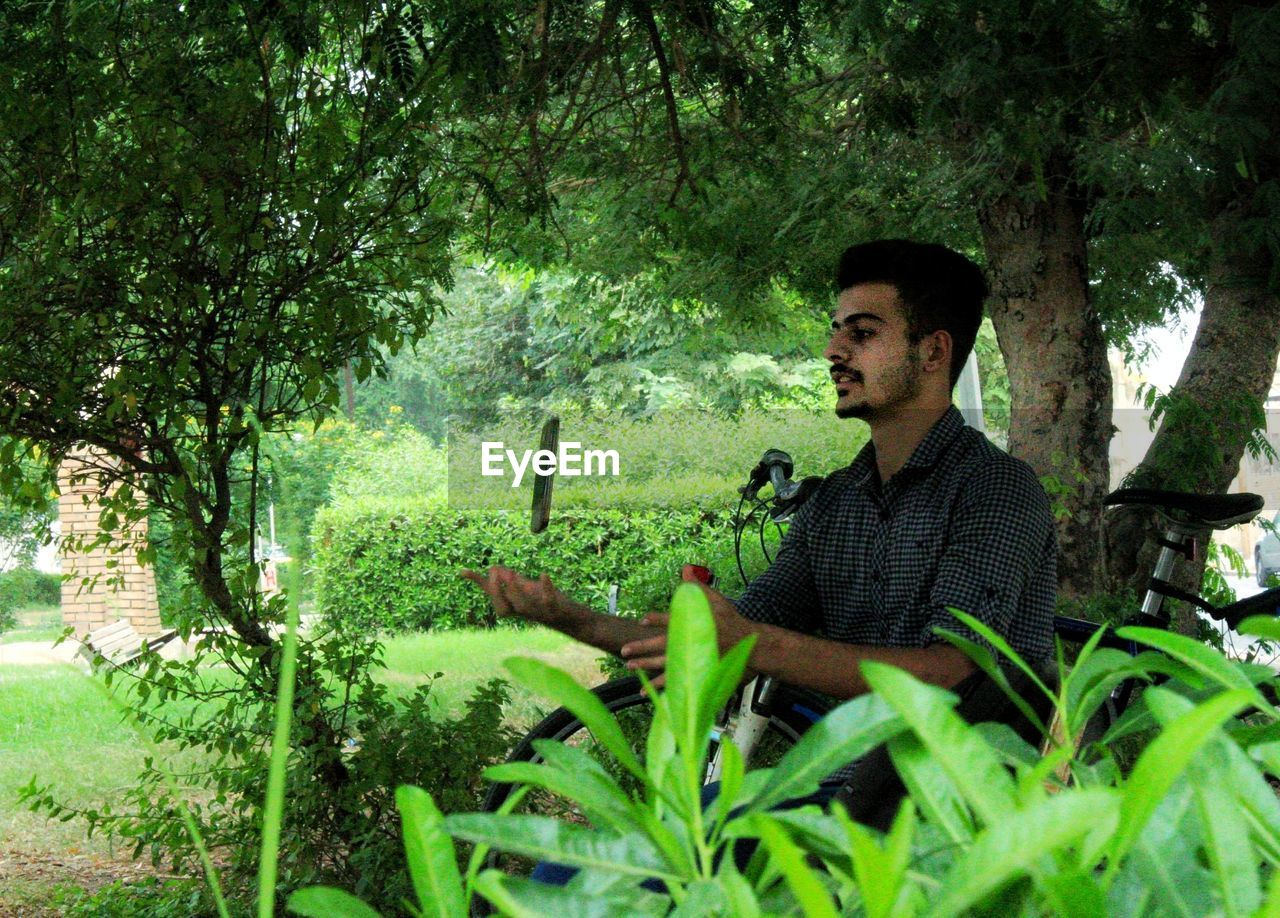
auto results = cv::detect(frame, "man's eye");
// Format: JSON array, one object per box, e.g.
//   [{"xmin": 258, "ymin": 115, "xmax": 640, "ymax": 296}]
[{"xmin": 851, "ymin": 329, "xmax": 874, "ymax": 342}]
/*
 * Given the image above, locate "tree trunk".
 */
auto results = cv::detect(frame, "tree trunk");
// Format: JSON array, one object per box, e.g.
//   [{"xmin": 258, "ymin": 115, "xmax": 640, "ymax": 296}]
[
  {"xmin": 1105, "ymin": 201, "xmax": 1280, "ymax": 606},
  {"xmin": 978, "ymin": 175, "xmax": 1113, "ymax": 601}
]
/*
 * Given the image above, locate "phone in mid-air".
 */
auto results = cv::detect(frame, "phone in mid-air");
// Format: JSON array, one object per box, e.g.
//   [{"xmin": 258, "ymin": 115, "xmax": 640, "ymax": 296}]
[{"xmin": 530, "ymin": 415, "xmax": 558, "ymax": 534}]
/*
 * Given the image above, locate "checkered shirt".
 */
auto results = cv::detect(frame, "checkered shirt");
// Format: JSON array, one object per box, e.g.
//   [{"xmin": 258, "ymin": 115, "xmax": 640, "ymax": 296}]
[{"xmin": 733, "ymin": 406, "xmax": 1057, "ymax": 666}]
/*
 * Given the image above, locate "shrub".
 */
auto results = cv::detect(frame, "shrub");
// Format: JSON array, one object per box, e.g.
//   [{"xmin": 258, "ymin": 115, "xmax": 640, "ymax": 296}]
[
  {"xmin": 290, "ymin": 590, "xmax": 1280, "ymax": 917},
  {"xmin": 0, "ymin": 565, "xmax": 60, "ymax": 607},
  {"xmin": 60, "ymin": 878, "xmax": 211, "ymax": 918},
  {"xmin": 311, "ymin": 408, "xmax": 864, "ymax": 632},
  {"xmin": 21, "ymin": 627, "xmax": 518, "ymax": 916},
  {"xmin": 324, "ymin": 424, "xmax": 447, "ymax": 515},
  {"xmin": 312, "ymin": 505, "xmax": 737, "ymax": 632},
  {"xmin": 0, "ymin": 566, "xmax": 60, "ymax": 632}
]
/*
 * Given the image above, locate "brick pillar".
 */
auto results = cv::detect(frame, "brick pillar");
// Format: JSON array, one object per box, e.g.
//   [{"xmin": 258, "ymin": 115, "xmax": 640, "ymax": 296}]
[{"xmin": 58, "ymin": 452, "xmax": 162, "ymax": 637}]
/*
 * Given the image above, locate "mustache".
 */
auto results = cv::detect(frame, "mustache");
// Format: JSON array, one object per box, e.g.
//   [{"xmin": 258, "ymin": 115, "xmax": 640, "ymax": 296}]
[{"xmin": 829, "ymin": 364, "xmax": 863, "ymax": 383}]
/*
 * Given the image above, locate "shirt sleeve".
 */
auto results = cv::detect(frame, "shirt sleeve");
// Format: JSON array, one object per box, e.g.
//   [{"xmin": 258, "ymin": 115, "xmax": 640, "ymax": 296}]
[
  {"xmin": 731, "ymin": 497, "xmax": 822, "ymax": 633},
  {"xmin": 926, "ymin": 459, "xmax": 1056, "ymax": 660}
]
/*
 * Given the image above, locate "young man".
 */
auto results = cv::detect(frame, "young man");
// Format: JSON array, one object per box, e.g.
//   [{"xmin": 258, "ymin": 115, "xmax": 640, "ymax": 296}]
[
  {"xmin": 462, "ymin": 239, "xmax": 1057, "ymax": 823},
  {"xmin": 463, "ymin": 239, "xmax": 1054, "ymax": 676}
]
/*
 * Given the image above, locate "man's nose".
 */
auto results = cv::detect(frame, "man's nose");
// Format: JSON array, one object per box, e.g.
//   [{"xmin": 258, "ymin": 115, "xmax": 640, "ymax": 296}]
[{"xmin": 824, "ymin": 332, "xmax": 847, "ymax": 365}]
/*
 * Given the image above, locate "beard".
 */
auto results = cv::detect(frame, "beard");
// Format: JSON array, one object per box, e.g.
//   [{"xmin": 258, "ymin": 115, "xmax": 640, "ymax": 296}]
[
  {"xmin": 834, "ymin": 351, "xmax": 923, "ymax": 420},
  {"xmin": 835, "ymin": 401, "xmax": 872, "ymax": 419}
]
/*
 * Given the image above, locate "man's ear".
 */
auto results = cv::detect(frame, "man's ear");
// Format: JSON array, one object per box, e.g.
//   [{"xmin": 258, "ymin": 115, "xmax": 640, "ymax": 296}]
[{"xmin": 921, "ymin": 330, "xmax": 952, "ymax": 374}]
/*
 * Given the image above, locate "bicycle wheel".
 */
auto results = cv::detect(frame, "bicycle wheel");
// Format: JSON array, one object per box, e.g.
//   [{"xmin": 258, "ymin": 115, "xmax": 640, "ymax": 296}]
[{"xmin": 475, "ymin": 675, "xmax": 827, "ymax": 901}]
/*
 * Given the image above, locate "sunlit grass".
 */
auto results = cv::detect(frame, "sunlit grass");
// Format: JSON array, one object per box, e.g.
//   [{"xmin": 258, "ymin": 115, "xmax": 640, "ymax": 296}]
[
  {"xmin": 0, "ymin": 664, "xmax": 147, "ymax": 856},
  {"xmin": 0, "ymin": 603, "xmax": 63, "ymax": 645},
  {"xmin": 377, "ymin": 625, "xmax": 607, "ymax": 730}
]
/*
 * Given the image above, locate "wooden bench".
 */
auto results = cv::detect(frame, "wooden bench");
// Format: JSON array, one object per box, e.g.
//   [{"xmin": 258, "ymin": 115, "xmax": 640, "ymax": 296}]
[{"xmin": 76, "ymin": 619, "xmax": 178, "ymax": 668}]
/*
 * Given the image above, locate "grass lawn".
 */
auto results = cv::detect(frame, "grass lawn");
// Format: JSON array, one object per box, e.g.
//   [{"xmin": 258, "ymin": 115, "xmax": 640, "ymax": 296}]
[
  {"xmin": 0, "ymin": 664, "xmax": 150, "ymax": 857},
  {"xmin": 0, "ymin": 609, "xmax": 606, "ymax": 911},
  {"xmin": 0, "ymin": 604, "xmax": 63, "ymax": 645},
  {"xmin": 378, "ymin": 625, "xmax": 607, "ymax": 729}
]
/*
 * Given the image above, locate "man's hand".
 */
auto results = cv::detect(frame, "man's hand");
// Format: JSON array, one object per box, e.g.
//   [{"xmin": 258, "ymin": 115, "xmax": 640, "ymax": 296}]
[
  {"xmin": 459, "ymin": 566, "xmax": 578, "ymax": 631},
  {"xmin": 620, "ymin": 583, "xmax": 756, "ymax": 686}
]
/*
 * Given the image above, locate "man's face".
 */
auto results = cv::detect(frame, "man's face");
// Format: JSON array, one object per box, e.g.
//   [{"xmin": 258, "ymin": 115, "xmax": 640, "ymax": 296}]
[{"xmin": 824, "ymin": 282, "xmax": 923, "ymax": 421}]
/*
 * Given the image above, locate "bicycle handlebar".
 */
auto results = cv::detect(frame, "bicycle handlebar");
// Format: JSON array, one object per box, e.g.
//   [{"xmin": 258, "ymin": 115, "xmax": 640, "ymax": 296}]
[{"xmin": 742, "ymin": 449, "xmax": 799, "ymax": 502}]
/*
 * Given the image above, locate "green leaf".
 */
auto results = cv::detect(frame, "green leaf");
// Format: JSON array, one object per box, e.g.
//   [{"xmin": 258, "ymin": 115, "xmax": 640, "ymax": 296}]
[
  {"xmin": 740, "ymin": 807, "xmax": 849, "ymax": 866},
  {"xmin": 837, "ymin": 800, "xmax": 918, "ymax": 918},
  {"xmin": 862, "ymin": 662, "xmax": 1017, "ymax": 824},
  {"xmin": 1038, "ymin": 870, "xmax": 1108, "ymax": 918},
  {"xmin": 1257, "ymin": 864, "xmax": 1280, "ymax": 918},
  {"xmin": 634, "ymin": 804, "xmax": 696, "ymax": 878},
  {"xmin": 503, "ymin": 657, "xmax": 647, "ymax": 785},
  {"xmin": 931, "ymin": 628, "xmax": 1046, "ymax": 736},
  {"xmin": 472, "ymin": 870, "xmax": 670, "ymax": 918},
  {"xmin": 929, "ymin": 787, "xmax": 1120, "ymax": 918},
  {"xmin": 1104, "ymin": 687, "xmax": 1253, "ymax": 873},
  {"xmin": 1113, "ymin": 785, "xmax": 1212, "ymax": 918},
  {"xmin": 287, "ymin": 887, "xmax": 384, "ymax": 917},
  {"xmin": 444, "ymin": 813, "xmax": 675, "ymax": 880},
  {"xmin": 748, "ymin": 814, "xmax": 839, "ymax": 918},
  {"xmin": 397, "ymin": 786, "xmax": 465, "ymax": 918},
  {"xmin": 712, "ymin": 857, "xmax": 762, "ymax": 918},
  {"xmin": 672, "ymin": 879, "xmax": 733, "ymax": 916},
  {"xmin": 711, "ymin": 736, "xmax": 745, "ymax": 830},
  {"xmin": 1145, "ymin": 690, "xmax": 1269, "ymax": 914},
  {"xmin": 743, "ymin": 690, "xmax": 904, "ymax": 813},
  {"xmin": 1238, "ymin": 615, "xmax": 1280, "ymax": 642},
  {"xmin": 484, "ymin": 752, "xmax": 635, "ymax": 833},
  {"xmin": 1064, "ymin": 648, "xmax": 1153, "ymax": 738},
  {"xmin": 1190, "ymin": 755, "xmax": 1262, "ymax": 916},
  {"xmin": 664, "ymin": 583, "xmax": 722, "ymax": 802},
  {"xmin": 257, "ymin": 593, "xmax": 303, "ymax": 918},
  {"xmin": 939, "ymin": 608, "xmax": 1054, "ymax": 701},
  {"xmin": 643, "ymin": 683, "xmax": 681, "ymax": 811},
  {"xmin": 1116, "ymin": 626, "xmax": 1275, "ymax": 715},
  {"xmin": 1223, "ymin": 738, "xmax": 1280, "ymax": 865},
  {"xmin": 885, "ymin": 733, "xmax": 973, "ymax": 845},
  {"xmin": 697, "ymin": 638, "xmax": 757, "ymax": 760}
]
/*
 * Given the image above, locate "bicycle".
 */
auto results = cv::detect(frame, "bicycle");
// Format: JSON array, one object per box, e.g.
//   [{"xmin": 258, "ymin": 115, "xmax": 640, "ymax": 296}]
[{"xmin": 478, "ymin": 446, "xmax": 1280, "ymax": 890}]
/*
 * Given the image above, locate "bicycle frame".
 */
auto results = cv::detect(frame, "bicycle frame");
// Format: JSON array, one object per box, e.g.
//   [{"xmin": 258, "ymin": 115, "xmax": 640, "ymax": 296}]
[{"xmin": 706, "ymin": 677, "xmax": 777, "ymax": 782}]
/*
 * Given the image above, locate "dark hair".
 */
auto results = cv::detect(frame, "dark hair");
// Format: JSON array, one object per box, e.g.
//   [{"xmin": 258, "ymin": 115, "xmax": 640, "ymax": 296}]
[{"xmin": 835, "ymin": 239, "xmax": 988, "ymax": 387}]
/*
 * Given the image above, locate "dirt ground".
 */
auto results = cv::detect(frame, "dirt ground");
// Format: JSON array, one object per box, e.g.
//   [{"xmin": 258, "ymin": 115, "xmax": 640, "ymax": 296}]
[{"xmin": 0, "ymin": 848, "xmax": 176, "ymax": 916}]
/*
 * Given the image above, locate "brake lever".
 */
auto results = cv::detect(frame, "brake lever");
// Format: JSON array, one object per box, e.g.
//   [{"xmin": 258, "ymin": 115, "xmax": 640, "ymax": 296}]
[{"xmin": 769, "ymin": 476, "xmax": 822, "ymax": 522}]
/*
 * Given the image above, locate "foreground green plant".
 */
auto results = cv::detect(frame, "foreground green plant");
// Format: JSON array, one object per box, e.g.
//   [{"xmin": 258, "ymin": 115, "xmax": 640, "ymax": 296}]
[{"xmin": 283, "ymin": 585, "xmax": 1280, "ymax": 915}]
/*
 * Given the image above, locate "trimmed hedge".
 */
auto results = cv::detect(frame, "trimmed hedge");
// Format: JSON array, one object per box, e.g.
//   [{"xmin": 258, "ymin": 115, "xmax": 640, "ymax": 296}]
[
  {"xmin": 312, "ymin": 411, "xmax": 863, "ymax": 632},
  {"xmin": 312, "ymin": 504, "xmax": 762, "ymax": 632}
]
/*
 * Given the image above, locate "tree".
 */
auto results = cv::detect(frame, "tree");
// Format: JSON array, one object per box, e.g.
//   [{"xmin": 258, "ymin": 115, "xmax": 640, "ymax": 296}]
[
  {"xmin": 0, "ymin": 0, "xmax": 461, "ymax": 890},
  {"xmin": 1104, "ymin": 3, "xmax": 1280, "ymax": 601},
  {"xmin": 0, "ymin": 440, "xmax": 53, "ymax": 570},
  {"xmin": 352, "ymin": 260, "xmax": 832, "ymax": 434},
  {"xmin": 408, "ymin": 0, "xmax": 1199, "ymax": 597}
]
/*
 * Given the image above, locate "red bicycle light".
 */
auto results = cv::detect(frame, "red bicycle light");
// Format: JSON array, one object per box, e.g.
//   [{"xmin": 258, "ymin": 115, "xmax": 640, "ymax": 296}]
[{"xmin": 682, "ymin": 564, "xmax": 714, "ymax": 585}]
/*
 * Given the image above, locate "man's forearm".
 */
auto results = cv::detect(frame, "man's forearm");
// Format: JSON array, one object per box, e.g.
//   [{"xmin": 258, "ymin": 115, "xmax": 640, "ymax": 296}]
[
  {"xmin": 749, "ymin": 623, "xmax": 975, "ymax": 699},
  {"xmin": 556, "ymin": 598, "xmax": 665, "ymax": 657}
]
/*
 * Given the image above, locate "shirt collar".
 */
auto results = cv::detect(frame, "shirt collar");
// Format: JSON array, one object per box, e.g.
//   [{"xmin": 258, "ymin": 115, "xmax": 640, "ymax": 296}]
[{"xmin": 846, "ymin": 405, "xmax": 968, "ymax": 486}]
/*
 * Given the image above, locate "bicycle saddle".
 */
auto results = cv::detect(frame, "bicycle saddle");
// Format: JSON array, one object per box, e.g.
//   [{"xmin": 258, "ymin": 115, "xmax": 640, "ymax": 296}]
[{"xmin": 1103, "ymin": 488, "xmax": 1263, "ymax": 529}]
